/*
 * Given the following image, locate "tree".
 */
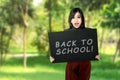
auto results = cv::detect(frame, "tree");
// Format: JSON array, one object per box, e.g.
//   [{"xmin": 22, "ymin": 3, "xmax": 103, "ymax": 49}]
[
  {"xmin": 0, "ymin": 0, "xmax": 16, "ymax": 65},
  {"xmin": 0, "ymin": 0, "xmax": 34, "ymax": 67},
  {"xmin": 100, "ymin": 0, "xmax": 120, "ymax": 62},
  {"xmin": 44, "ymin": 0, "xmax": 70, "ymax": 31},
  {"xmin": 44, "ymin": 0, "xmax": 52, "ymax": 32}
]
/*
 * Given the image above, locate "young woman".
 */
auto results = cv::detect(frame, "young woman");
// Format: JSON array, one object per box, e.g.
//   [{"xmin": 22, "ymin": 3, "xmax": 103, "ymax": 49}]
[
  {"xmin": 50, "ymin": 7, "xmax": 100, "ymax": 80},
  {"xmin": 66, "ymin": 7, "xmax": 90, "ymax": 80}
]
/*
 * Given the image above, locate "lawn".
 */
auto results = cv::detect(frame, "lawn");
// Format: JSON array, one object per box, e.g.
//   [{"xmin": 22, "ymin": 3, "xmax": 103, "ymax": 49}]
[{"xmin": 0, "ymin": 52, "xmax": 120, "ymax": 80}]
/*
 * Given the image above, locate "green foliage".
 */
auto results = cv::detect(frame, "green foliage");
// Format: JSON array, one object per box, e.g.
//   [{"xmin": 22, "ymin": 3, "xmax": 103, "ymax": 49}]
[
  {"xmin": 0, "ymin": 0, "xmax": 34, "ymax": 26},
  {"xmin": 100, "ymin": 0, "xmax": 120, "ymax": 29},
  {"xmin": 31, "ymin": 26, "xmax": 49, "ymax": 53},
  {"xmin": 44, "ymin": 0, "xmax": 65, "ymax": 16},
  {"xmin": 0, "ymin": 0, "xmax": 35, "ymax": 53}
]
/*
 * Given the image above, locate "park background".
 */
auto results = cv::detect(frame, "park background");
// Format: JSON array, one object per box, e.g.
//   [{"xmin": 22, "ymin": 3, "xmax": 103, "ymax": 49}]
[{"xmin": 0, "ymin": 0, "xmax": 120, "ymax": 80}]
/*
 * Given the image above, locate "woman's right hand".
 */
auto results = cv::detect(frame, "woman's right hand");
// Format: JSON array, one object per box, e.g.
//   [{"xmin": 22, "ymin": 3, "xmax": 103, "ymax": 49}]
[{"xmin": 50, "ymin": 56, "xmax": 55, "ymax": 62}]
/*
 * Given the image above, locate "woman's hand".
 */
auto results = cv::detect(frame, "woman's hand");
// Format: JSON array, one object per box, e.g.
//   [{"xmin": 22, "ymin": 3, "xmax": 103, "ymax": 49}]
[
  {"xmin": 95, "ymin": 55, "xmax": 100, "ymax": 60},
  {"xmin": 50, "ymin": 56, "xmax": 55, "ymax": 62}
]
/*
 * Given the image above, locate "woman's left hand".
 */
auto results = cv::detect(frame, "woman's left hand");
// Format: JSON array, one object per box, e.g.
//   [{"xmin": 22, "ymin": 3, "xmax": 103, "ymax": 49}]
[{"xmin": 95, "ymin": 55, "xmax": 100, "ymax": 60}]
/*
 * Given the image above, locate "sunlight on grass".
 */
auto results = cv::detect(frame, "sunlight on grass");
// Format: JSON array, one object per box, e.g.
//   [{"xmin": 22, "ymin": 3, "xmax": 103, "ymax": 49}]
[
  {"xmin": 99, "ymin": 43, "xmax": 116, "ymax": 55},
  {"xmin": 0, "ymin": 65, "xmax": 65, "ymax": 80},
  {"xmin": 0, "ymin": 78, "xmax": 26, "ymax": 80},
  {"xmin": 0, "ymin": 65, "xmax": 63, "ymax": 74}
]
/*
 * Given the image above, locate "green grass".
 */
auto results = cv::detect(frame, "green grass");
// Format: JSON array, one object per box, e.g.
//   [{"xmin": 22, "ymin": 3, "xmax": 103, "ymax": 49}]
[
  {"xmin": 0, "ymin": 52, "xmax": 120, "ymax": 80},
  {"xmin": 91, "ymin": 52, "xmax": 120, "ymax": 80},
  {"xmin": 0, "ymin": 55, "xmax": 66, "ymax": 80}
]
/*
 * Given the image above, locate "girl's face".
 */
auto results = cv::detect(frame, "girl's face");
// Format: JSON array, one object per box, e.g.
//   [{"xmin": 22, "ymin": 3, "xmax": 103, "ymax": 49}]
[{"xmin": 71, "ymin": 12, "xmax": 82, "ymax": 28}]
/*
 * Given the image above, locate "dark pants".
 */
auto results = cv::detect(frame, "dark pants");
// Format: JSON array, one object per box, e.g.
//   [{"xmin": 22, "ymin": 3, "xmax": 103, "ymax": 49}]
[{"xmin": 66, "ymin": 61, "xmax": 91, "ymax": 80}]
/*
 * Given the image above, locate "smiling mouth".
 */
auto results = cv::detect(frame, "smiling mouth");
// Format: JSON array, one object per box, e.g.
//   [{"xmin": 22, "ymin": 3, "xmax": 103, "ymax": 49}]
[{"xmin": 74, "ymin": 23, "xmax": 79, "ymax": 26}]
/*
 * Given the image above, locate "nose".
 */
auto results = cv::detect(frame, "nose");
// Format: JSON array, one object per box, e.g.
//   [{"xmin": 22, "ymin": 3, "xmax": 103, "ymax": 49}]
[{"xmin": 74, "ymin": 18, "xmax": 79, "ymax": 22}]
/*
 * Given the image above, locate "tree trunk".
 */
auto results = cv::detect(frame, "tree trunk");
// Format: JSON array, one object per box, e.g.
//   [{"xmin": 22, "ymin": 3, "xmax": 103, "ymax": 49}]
[
  {"xmin": 48, "ymin": 0, "xmax": 52, "ymax": 32},
  {"xmin": 19, "ymin": 0, "xmax": 28, "ymax": 68},
  {"xmin": 23, "ymin": 27, "xmax": 27, "ymax": 68},
  {"xmin": 99, "ymin": 29, "xmax": 105, "ymax": 52},
  {"xmin": 0, "ymin": 52, "xmax": 3, "ymax": 66},
  {"xmin": 86, "ymin": 13, "xmax": 91, "ymax": 28},
  {"xmin": 62, "ymin": 0, "xmax": 66, "ymax": 30},
  {"xmin": 6, "ymin": 26, "xmax": 15, "ymax": 53},
  {"xmin": 63, "ymin": 12, "xmax": 66, "ymax": 30},
  {"xmin": 0, "ymin": 27, "xmax": 3, "ymax": 65},
  {"xmin": 113, "ymin": 29, "xmax": 120, "ymax": 62},
  {"xmin": 113, "ymin": 39, "xmax": 120, "ymax": 62},
  {"xmin": 23, "ymin": 0, "xmax": 28, "ymax": 69}
]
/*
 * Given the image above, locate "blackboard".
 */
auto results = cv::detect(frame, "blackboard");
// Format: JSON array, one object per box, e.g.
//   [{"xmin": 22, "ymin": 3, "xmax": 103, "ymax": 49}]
[{"xmin": 48, "ymin": 28, "xmax": 99, "ymax": 63}]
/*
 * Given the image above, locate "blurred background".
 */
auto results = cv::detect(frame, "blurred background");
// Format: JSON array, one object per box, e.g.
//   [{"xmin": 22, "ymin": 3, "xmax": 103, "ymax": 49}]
[{"xmin": 0, "ymin": 0, "xmax": 120, "ymax": 80}]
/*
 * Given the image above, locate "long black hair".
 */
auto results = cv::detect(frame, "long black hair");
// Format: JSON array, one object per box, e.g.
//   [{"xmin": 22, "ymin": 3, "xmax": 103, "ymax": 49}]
[{"xmin": 68, "ymin": 8, "xmax": 85, "ymax": 29}]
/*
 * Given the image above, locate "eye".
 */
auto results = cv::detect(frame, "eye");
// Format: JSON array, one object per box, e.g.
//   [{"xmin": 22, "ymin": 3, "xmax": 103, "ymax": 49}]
[{"xmin": 78, "ymin": 16, "xmax": 81, "ymax": 18}]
